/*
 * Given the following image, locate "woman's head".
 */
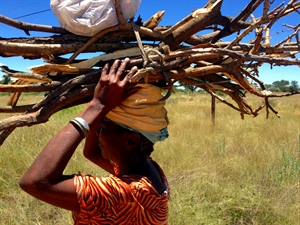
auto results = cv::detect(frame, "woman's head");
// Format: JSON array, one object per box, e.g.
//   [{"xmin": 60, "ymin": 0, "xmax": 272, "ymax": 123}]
[
  {"xmin": 106, "ymin": 83, "xmax": 169, "ymax": 142},
  {"xmin": 99, "ymin": 83, "xmax": 169, "ymax": 164},
  {"xmin": 97, "ymin": 117, "xmax": 154, "ymax": 162}
]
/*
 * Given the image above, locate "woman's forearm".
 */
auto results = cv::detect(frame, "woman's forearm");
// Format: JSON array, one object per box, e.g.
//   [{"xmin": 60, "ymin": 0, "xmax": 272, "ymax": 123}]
[
  {"xmin": 83, "ymin": 104, "xmax": 114, "ymax": 173},
  {"xmin": 20, "ymin": 102, "xmax": 107, "ymax": 188}
]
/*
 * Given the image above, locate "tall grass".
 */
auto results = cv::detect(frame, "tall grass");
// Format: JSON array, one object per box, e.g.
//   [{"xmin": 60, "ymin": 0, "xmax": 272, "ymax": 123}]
[{"xmin": 0, "ymin": 93, "xmax": 299, "ymax": 224}]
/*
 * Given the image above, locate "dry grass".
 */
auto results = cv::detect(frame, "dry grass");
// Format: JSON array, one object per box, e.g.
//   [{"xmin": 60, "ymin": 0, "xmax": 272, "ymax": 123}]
[{"xmin": 0, "ymin": 92, "xmax": 299, "ymax": 224}]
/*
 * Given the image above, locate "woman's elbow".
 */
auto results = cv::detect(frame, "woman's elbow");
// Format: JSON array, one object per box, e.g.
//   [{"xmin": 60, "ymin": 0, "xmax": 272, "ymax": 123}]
[{"xmin": 19, "ymin": 173, "xmax": 49, "ymax": 195}]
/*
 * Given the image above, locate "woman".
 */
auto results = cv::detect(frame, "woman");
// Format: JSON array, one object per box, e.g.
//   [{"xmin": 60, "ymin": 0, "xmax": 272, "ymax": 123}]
[{"xmin": 19, "ymin": 58, "xmax": 170, "ymax": 224}]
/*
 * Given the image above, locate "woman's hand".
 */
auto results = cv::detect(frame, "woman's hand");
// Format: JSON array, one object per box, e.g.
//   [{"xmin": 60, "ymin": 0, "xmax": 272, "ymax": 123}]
[
  {"xmin": 92, "ymin": 58, "xmax": 138, "ymax": 112},
  {"xmin": 82, "ymin": 58, "xmax": 138, "ymax": 172}
]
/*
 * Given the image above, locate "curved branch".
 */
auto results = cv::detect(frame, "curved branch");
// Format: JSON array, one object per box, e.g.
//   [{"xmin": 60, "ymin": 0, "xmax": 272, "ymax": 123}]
[{"xmin": 27, "ymin": 70, "xmax": 100, "ymax": 113}]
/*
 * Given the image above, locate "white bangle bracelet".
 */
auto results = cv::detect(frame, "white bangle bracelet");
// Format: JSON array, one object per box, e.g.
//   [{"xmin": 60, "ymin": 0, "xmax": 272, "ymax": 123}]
[{"xmin": 70, "ymin": 117, "xmax": 90, "ymax": 137}]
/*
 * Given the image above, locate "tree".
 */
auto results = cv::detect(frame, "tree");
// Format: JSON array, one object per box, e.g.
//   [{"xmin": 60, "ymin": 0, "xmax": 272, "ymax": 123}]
[
  {"xmin": 0, "ymin": 74, "xmax": 12, "ymax": 84},
  {"xmin": 272, "ymin": 80, "xmax": 290, "ymax": 92},
  {"xmin": 264, "ymin": 84, "xmax": 273, "ymax": 90},
  {"xmin": 178, "ymin": 81, "xmax": 198, "ymax": 93},
  {"xmin": 289, "ymin": 80, "xmax": 299, "ymax": 93},
  {"xmin": 186, "ymin": 85, "xmax": 198, "ymax": 93}
]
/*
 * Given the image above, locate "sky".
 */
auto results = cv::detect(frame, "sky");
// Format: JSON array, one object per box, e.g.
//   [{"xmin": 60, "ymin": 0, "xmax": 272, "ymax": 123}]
[{"xmin": 0, "ymin": 0, "xmax": 299, "ymax": 85}]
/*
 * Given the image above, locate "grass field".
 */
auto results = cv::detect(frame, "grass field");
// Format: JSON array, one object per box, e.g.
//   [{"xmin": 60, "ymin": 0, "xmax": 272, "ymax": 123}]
[{"xmin": 0, "ymin": 92, "xmax": 299, "ymax": 225}]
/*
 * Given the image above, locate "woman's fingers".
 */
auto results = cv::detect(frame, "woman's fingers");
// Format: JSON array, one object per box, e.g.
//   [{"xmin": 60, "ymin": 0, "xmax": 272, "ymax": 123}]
[
  {"xmin": 100, "ymin": 58, "xmax": 138, "ymax": 87},
  {"xmin": 101, "ymin": 63, "xmax": 110, "ymax": 77},
  {"xmin": 114, "ymin": 58, "xmax": 130, "ymax": 80},
  {"xmin": 109, "ymin": 58, "xmax": 138, "ymax": 84},
  {"xmin": 122, "ymin": 65, "xmax": 138, "ymax": 84},
  {"xmin": 109, "ymin": 59, "xmax": 121, "ymax": 76},
  {"xmin": 117, "ymin": 58, "xmax": 130, "ymax": 72},
  {"xmin": 100, "ymin": 59, "xmax": 121, "ymax": 80},
  {"xmin": 93, "ymin": 58, "xmax": 139, "ymax": 110}
]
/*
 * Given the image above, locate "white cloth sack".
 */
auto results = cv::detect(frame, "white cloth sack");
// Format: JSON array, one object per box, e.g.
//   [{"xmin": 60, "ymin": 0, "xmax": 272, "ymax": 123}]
[{"xmin": 50, "ymin": 0, "xmax": 141, "ymax": 36}]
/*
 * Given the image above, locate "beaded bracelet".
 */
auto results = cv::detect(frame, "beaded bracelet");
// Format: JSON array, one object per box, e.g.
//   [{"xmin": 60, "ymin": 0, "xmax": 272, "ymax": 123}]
[{"xmin": 70, "ymin": 117, "xmax": 90, "ymax": 137}]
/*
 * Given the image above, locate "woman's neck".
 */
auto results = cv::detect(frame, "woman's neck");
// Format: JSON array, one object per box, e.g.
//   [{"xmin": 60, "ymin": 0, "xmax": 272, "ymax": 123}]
[{"xmin": 118, "ymin": 155, "xmax": 149, "ymax": 176}]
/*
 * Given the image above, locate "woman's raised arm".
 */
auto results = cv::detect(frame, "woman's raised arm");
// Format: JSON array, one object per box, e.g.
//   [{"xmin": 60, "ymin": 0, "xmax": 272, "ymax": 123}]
[{"xmin": 19, "ymin": 58, "xmax": 137, "ymax": 211}]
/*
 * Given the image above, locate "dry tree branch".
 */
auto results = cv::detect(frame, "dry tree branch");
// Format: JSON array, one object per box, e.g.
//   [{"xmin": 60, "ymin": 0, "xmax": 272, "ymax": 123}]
[
  {"xmin": 0, "ymin": 14, "xmax": 68, "ymax": 35},
  {"xmin": 0, "ymin": 85, "xmax": 95, "ymax": 131},
  {"xmin": 262, "ymin": 0, "xmax": 270, "ymax": 19},
  {"xmin": 274, "ymin": 27, "xmax": 300, "ymax": 48},
  {"xmin": 267, "ymin": 0, "xmax": 297, "ymax": 29},
  {"xmin": 0, "ymin": 82, "xmax": 61, "ymax": 93}
]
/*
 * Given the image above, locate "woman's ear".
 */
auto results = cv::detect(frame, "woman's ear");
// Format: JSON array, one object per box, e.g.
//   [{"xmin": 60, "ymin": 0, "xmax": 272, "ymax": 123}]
[{"xmin": 125, "ymin": 132, "xmax": 141, "ymax": 151}]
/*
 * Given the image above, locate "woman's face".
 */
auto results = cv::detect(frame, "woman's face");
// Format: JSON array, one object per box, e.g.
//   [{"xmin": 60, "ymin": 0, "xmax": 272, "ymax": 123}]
[{"xmin": 97, "ymin": 118, "xmax": 128, "ymax": 161}]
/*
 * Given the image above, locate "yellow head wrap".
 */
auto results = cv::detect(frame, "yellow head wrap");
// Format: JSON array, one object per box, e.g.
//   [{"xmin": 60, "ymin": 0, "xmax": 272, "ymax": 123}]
[{"xmin": 106, "ymin": 83, "xmax": 169, "ymax": 142}]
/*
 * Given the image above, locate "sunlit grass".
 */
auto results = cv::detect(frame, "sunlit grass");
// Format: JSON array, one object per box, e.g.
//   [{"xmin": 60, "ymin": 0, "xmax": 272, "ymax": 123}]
[{"xmin": 0, "ymin": 93, "xmax": 299, "ymax": 224}]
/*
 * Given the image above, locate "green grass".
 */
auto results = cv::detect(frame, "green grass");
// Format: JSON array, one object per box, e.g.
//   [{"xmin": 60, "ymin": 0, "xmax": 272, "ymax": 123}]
[{"xmin": 0, "ymin": 93, "xmax": 299, "ymax": 224}]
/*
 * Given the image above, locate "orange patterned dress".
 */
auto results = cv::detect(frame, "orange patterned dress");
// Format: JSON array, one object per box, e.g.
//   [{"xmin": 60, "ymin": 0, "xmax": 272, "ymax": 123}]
[{"xmin": 72, "ymin": 161, "xmax": 169, "ymax": 225}]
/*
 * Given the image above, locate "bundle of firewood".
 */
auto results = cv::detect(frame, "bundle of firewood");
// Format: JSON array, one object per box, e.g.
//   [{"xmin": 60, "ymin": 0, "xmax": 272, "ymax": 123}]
[{"xmin": 0, "ymin": 0, "xmax": 299, "ymax": 145}]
